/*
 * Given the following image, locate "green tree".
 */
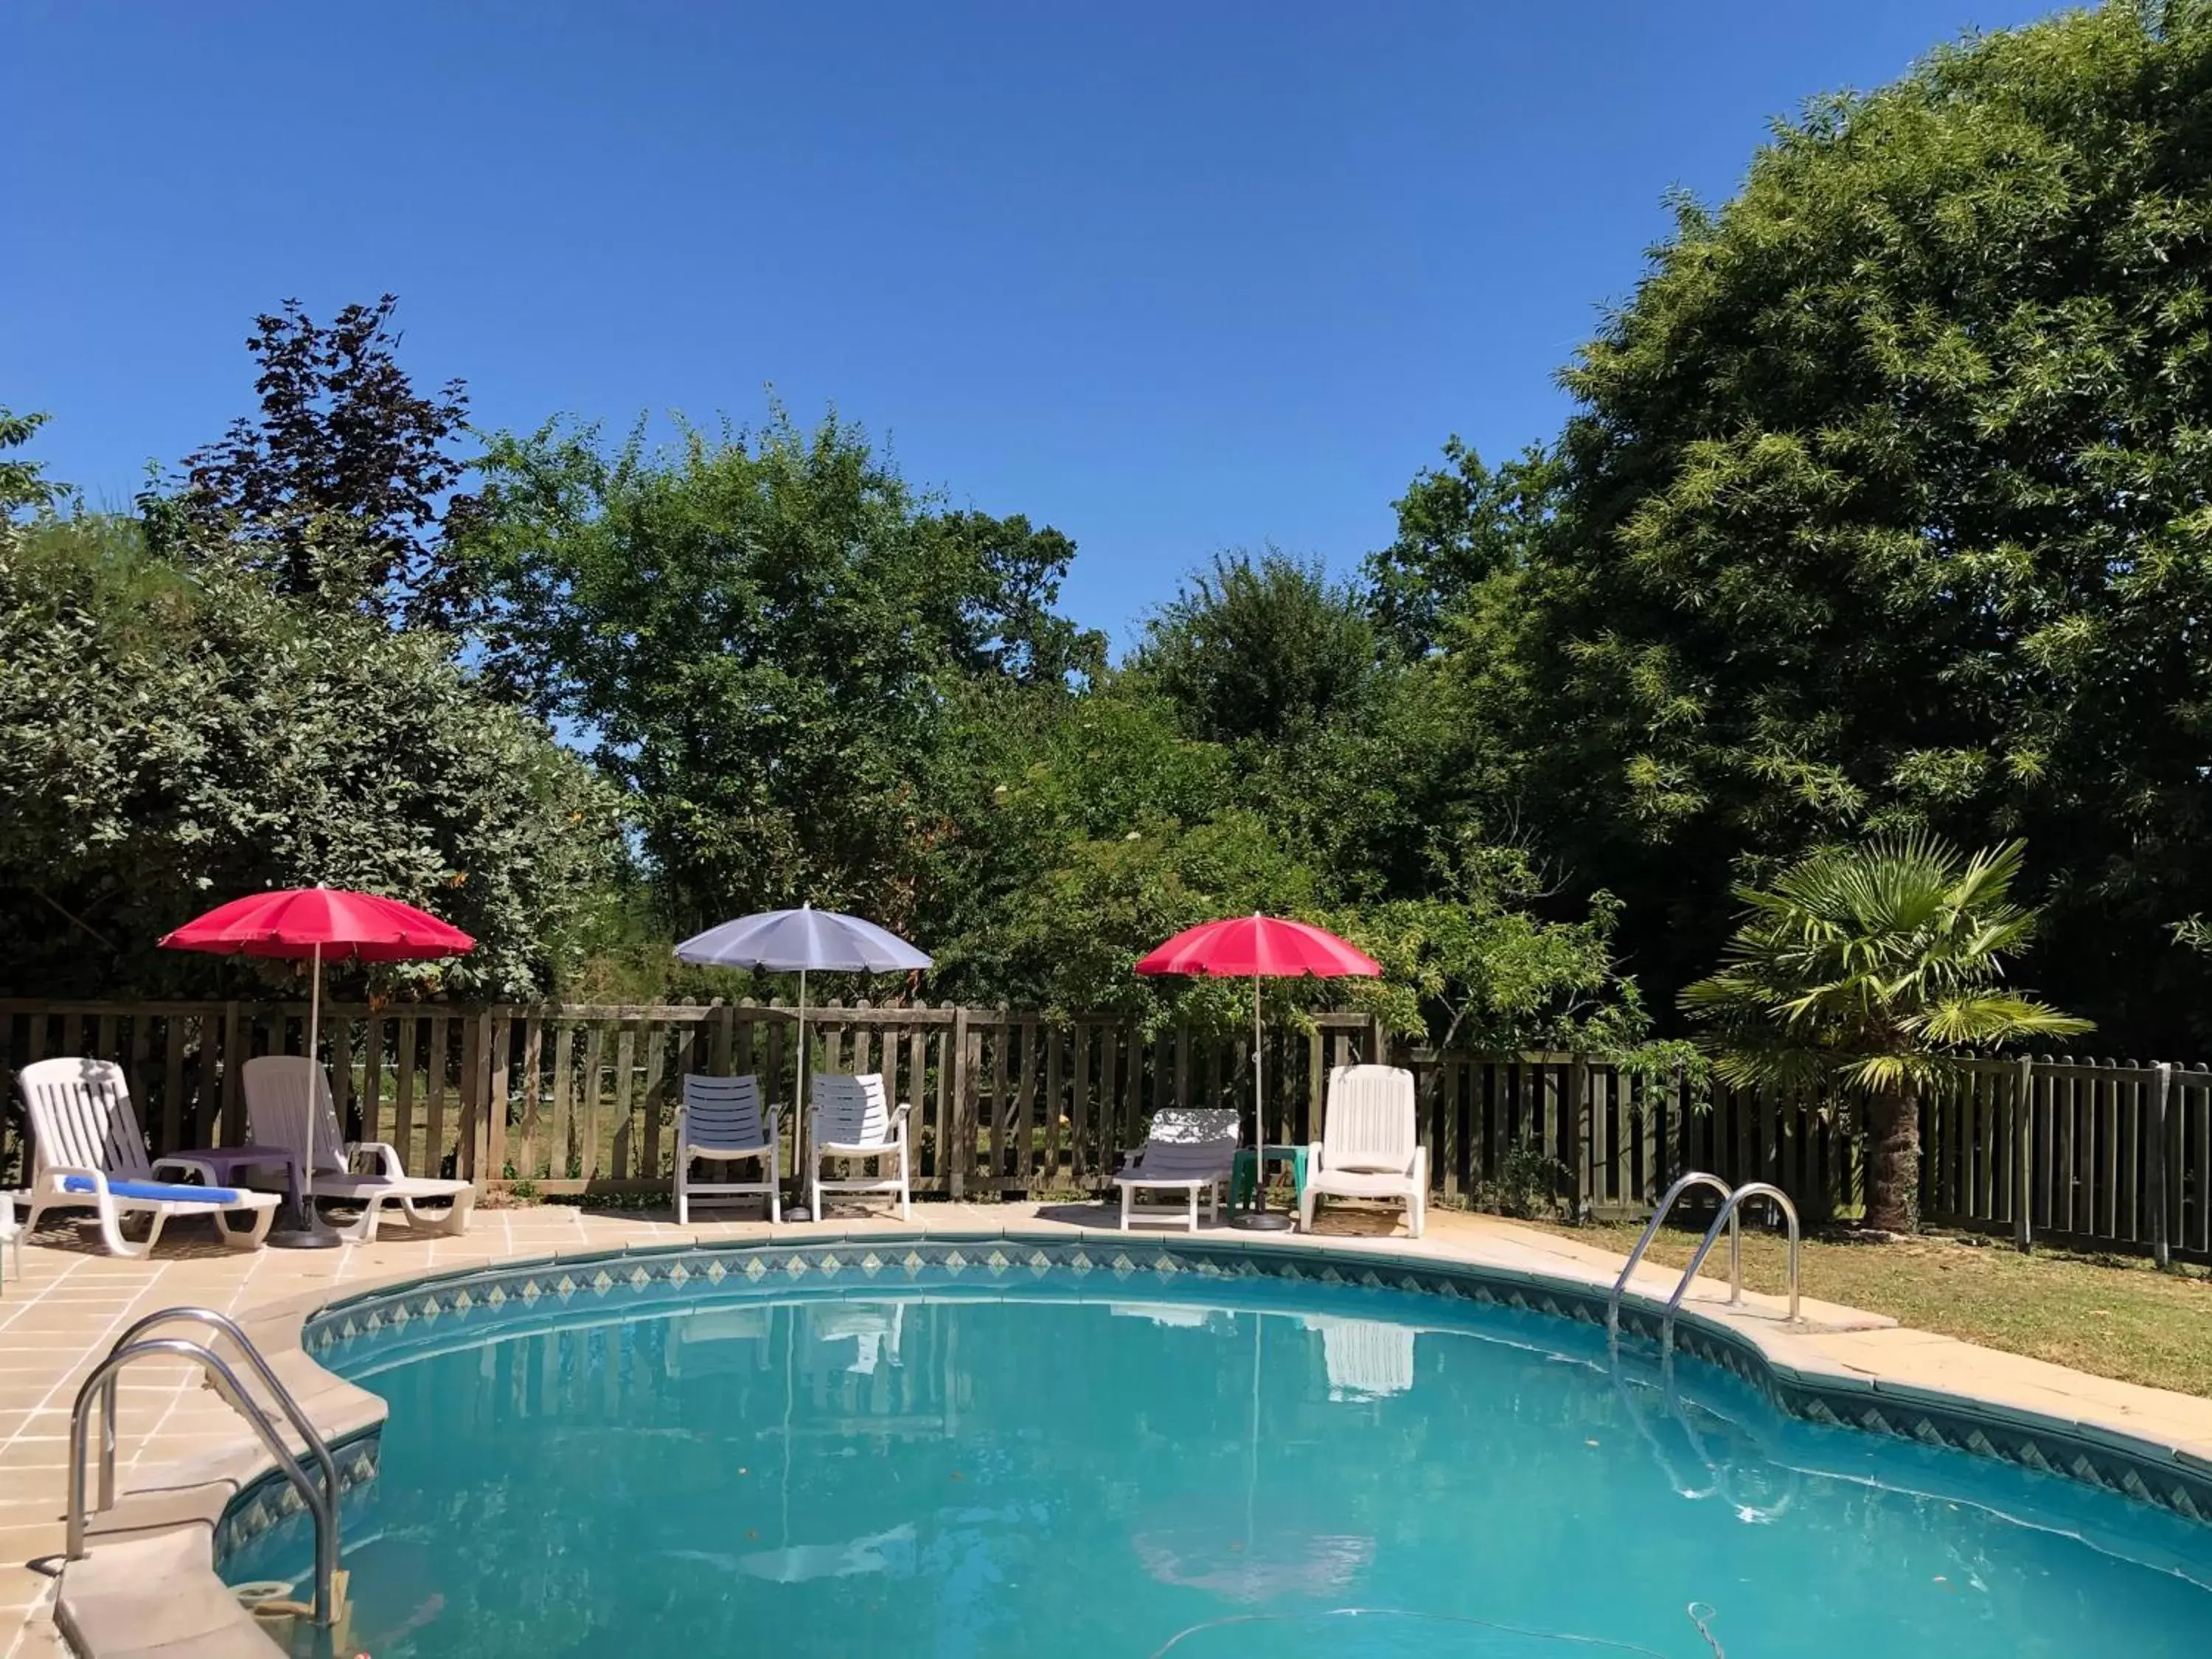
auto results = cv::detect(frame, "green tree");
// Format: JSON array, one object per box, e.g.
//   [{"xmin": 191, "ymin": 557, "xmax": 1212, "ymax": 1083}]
[
  {"xmin": 1363, "ymin": 439, "xmax": 1559, "ymax": 659},
  {"xmin": 0, "ymin": 406, "xmax": 61, "ymax": 535},
  {"xmin": 1486, "ymin": 1, "xmax": 2212, "ymax": 1053},
  {"xmin": 1135, "ymin": 549, "xmax": 1377, "ymax": 745},
  {"xmin": 460, "ymin": 409, "xmax": 1099, "ymax": 943},
  {"xmin": 0, "ymin": 512, "xmax": 619, "ymax": 998},
  {"xmin": 1681, "ymin": 835, "xmax": 2090, "ymax": 1232}
]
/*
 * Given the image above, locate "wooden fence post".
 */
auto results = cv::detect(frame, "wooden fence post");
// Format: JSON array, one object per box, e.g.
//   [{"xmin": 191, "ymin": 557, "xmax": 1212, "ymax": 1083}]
[
  {"xmin": 1568, "ymin": 1054, "xmax": 1591, "ymax": 1220},
  {"xmin": 2152, "ymin": 1060, "xmax": 2173, "ymax": 1270},
  {"xmin": 948, "ymin": 1006, "xmax": 973, "ymax": 1200},
  {"xmin": 2014, "ymin": 1054, "xmax": 2034, "ymax": 1253}
]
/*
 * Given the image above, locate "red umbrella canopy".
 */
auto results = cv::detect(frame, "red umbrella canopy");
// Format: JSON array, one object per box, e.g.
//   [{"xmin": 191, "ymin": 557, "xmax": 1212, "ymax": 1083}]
[
  {"xmin": 1133, "ymin": 914, "xmax": 1380, "ymax": 980},
  {"xmin": 159, "ymin": 888, "xmax": 474, "ymax": 963}
]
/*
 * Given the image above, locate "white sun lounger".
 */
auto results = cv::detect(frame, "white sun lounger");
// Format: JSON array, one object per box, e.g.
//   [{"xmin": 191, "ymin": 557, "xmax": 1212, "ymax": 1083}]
[
  {"xmin": 18, "ymin": 1057, "xmax": 279, "ymax": 1258},
  {"xmin": 1113, "ymin": 1107, "xmax": 1239, "ymax": 1231},
  {"xmin": 1299, "ymin": 1064, "xmax": 1427, "ymax": 1238},
  {"xmin": 242, "ymin": 1056, "xmax": 476, "ymax": 1243},
  {"xmin": 809, "ymin": 1074, "xmax": 912, "ymax": 1222},
  {"xmin": 675, "ymin": 1074, "xmax": 780, "ymax": 1224}
]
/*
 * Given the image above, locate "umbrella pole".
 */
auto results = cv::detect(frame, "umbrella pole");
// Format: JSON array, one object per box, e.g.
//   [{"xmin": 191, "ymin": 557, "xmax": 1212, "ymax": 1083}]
[
  {"xmin": 268, "ymin": 939, "xmax": 341, "ymax": 1249},
  {"xmin": 1231, "ymin": 968, "xmax": 1293, "ymax": 1231},
  {"xmin": 789, "ymin": 967, "xmax": 812, "ymax": 1221}
]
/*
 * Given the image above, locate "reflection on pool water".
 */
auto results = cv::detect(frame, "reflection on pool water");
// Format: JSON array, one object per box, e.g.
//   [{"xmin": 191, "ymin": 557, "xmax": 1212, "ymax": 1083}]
[{"xmin": 232, "ymin": 1276, "xmax": 2212, "ymax": 1658}]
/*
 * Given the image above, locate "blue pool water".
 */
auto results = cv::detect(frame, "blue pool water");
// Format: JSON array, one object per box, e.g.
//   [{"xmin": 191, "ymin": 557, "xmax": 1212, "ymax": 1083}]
[{"xmin": 234, "ymin": 1270, "xmax": 2212, "ymax": 1658}]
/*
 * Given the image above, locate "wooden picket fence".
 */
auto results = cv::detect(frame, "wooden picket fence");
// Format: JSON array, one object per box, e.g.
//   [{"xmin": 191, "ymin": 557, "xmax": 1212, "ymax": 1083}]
[{"xmin": 0, "ymin": 998, "xmax": 2205, "ymax": 1262}]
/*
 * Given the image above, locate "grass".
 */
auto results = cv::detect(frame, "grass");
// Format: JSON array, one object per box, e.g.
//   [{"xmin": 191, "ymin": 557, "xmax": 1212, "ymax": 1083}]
[{"xmin": 1529, "ymin": 1218, "xmax": 2212, "ymax": 1399}]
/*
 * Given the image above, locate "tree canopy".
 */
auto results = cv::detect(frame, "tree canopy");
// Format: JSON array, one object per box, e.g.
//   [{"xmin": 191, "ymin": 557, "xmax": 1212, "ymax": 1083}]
[
  {"xmin": 1477, "ymin": 0, "xmax": 2212, "ymax": 1051},
  {"xmin": 0, "ymin": 512, "xmax": 619, "ymax": 999},
  {"xmin": 8, "ymin": 2, "xmax": 2211, "ymax": 1072}
]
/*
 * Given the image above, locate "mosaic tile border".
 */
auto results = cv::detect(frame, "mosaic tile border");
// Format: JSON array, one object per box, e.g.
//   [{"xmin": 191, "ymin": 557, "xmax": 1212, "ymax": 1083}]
[
  {"xmin": 293, "ymin": 1234, "xmax": 2212, "ymax": 1533},
  {"xmin": 213, "ymin": 1428, "xmax": 380, "ymax": 1568}
]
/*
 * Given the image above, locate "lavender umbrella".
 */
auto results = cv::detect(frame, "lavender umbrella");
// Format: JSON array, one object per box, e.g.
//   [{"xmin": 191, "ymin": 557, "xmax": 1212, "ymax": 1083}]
[{"xmin": 675, "ymin": 905, "xmax": 931, "ymax": 1220}]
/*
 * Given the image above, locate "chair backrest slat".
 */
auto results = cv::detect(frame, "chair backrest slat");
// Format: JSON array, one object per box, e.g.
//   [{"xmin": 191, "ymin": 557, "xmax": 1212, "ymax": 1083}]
[
  {"xmin": 242, "ymin": 1056, "xmax": 349, "ymax": 1175},
  {"xmin": 1321, "ymin": 1065, "xmax": 1416, "ymax": 1174},
  {"xmin": 812, "ymin": 1073, "xmax": 892, "ymax": 1147},
  {"xmin": 1305, "ymin": 1314, "xmax": 1416, "ymax": 1399},
  {"xmin": 18, "ymin": 1057, "xmax": 155, "ymax": 1180},
  {"xmin": 1137, "ymin": 1107, "xmax": 1239, "ymax": 1177},
  {"xmin": 681, "ymin": 1074, "xmax": 769, "ymax": 1151}
]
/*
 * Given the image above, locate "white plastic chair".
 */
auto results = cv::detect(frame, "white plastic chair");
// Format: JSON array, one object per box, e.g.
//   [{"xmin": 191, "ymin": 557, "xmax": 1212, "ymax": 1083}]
[
  {"xmin": 18, "ymin": 1057, "xmax": 279, "ymax": 1257},
  {"xmin": 675, "ymin": 1074, "xmax": 781, "ymax": 1225},
  {"xmin": 1299, "ymin": 1064, "xmax": 1427, "ymax": 1238},
  {"xmin": 1113, "ymin": 1107, "xmax": 1239, "ymax": 1231},
  {"xmin": 809, "ymin": 1073, "xmax": 911, "ymax": 1222},
  {"xmin": 242, "ymin": 1057, "xmax": 476, "ymax": 1243}
]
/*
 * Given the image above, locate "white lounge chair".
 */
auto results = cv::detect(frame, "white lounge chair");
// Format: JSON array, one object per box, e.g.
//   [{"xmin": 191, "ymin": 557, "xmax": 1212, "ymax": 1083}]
[
  {"xmin": 675, "ymin": 1074, "xmax": 781, "ymax": 1225},
  {"xmin": 1303, "ymin": 1314, "xmax": 1416, "ymax": 1399},
  {"xmin": 242, "ymin": 1056, "xmax": 476, "ymax": 1244},
  {"xmin": 1299, "ymin": 1064, "xmax": 1427, "ymax": 1238},
  {"xmin": 1113, "ymin": 1107, "xmax": 1239, "ymax": 1232},
  {"xmin": 809, "ymin": 1073, "xmax": 911, "ymax": 1222},
  {"xmin": 18, "ymin": 1057, "xmax": 279, "ymax": 1257}
]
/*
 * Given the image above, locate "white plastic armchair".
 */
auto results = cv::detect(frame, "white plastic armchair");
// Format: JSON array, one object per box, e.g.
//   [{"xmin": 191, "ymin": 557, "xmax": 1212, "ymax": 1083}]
[
  {"xmin": 809, "ymin": 1073, "xmax": 911, "ymax": 1222},
  {"xmin": 676, "ymin": 1074, "xmax": 781, "ymax": 1225},
  {"xmin": 1299, "ymin": 1064, "xmax": 1426, "ymax": 1238}
]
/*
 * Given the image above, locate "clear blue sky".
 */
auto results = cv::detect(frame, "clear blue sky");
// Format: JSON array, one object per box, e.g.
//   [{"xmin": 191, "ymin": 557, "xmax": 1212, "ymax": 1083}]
[{"xmin": 3, "ymin": 0, "xmax": 2052, "ymax": 648}]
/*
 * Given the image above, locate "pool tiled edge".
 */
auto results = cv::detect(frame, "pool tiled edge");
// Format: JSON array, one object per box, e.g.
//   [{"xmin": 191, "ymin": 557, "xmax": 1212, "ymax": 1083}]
[{"xmin": 41, "ymin": 1216, "xmax": 2212, "ymax": 1658}]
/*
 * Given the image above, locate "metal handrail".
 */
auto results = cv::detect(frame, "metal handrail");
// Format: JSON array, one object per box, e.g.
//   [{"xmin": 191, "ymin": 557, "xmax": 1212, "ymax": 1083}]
[
  {"xmin": 67, "ymin": 1338, "xmax": 338, "ymax": 1627},
  {"xmin": 1662, "ymin": 1181, "xmax": 1801, "ymax": 1352},
  {"xmin": 1607, "ymin": 1171, "xmax": 1734, "ymax": 1336},
  {"xmin": 96, "ymin": 1307, "xmax": 339, "ymax": 1515}
]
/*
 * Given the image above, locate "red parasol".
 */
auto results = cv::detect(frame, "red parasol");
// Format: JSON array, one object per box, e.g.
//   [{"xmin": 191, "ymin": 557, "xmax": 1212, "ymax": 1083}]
[
  {"xmin": 1134, "ymin": 914, "xmax": 1379, "ymax": 980},
  {"xmin": 1135, "ymin": 914, "xmax": 1380, "ymax": 1229},
  {"xmin": 161, "ymin": 887, "xmax": 473, "ymax": 1247},
  {"xmin": 159, "ymin": 888, "xmax": 473, "ymax": 961}
]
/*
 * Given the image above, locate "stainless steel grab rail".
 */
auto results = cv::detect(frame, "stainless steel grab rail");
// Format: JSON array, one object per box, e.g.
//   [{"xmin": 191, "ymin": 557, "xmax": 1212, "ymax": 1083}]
[
  {"xmin": 1662, "ymin": 1181, "xmax": 1801, "ymax": 1352},
  {"xmin": 95, "ymin": 1307, "xmax": 340, "ymax": 1515},
  {"xmin": 67, "ymin": 1335, "xmax": 338, "ymax": 1627},
  {"xmin": 1607, "ymin": 1171, "xmax": 1734, "ymax": 1337}
]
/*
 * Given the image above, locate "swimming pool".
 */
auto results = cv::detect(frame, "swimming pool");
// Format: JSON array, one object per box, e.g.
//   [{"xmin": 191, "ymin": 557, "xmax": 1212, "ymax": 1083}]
[{"xmin": 227, "ymin": 1239, "xmax": 2212, "ymax": 1658}]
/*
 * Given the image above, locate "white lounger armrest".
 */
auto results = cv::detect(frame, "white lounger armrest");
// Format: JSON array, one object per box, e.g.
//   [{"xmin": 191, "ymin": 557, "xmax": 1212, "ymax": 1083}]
[{"xmin": 349, "ymin": 1141, "xmax": 410, "ymax": 1180}]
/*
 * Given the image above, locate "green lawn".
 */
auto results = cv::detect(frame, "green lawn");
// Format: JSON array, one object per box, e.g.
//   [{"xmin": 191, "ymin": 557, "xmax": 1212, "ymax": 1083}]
[{"xmin": 1530, "ymin": 1219, "xmax": 2212, "ymax": 1399}]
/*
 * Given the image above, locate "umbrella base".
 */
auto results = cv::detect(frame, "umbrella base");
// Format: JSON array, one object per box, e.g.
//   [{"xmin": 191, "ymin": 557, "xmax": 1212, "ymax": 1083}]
[
  {"xmin": 783, "ymin": 1206, "xmax": 813, "ymax": 1223},
  {"xmin": 1229, "ymin": 1210, "xmax": 1296, "ymax": 1233},
  {"xmin": 265, "ymin": 1201, "xmax": 344, "ymax": 1251}
]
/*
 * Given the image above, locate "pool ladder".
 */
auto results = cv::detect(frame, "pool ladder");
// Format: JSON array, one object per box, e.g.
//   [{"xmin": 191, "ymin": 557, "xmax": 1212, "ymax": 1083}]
[
  {"xmin": 1607, "ymin": 1172, "xmax": 1802, "ymax": 1349},
  {"xmin": 66, "ymin": 1307, "xmax": 340, "ymax": 1627}
]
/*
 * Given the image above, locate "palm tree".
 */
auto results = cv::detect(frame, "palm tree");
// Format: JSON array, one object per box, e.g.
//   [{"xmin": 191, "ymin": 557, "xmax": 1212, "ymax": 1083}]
[{"xmin": 1680, "ymin": 835, "xmax": 2090, "ymax": 1234}]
